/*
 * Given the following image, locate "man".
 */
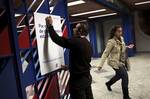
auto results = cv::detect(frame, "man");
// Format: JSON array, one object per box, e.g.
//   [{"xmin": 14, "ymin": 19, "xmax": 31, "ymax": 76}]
[{"xmin": 45, "ymin": 16, "xmax": 94, "ymax": 99}]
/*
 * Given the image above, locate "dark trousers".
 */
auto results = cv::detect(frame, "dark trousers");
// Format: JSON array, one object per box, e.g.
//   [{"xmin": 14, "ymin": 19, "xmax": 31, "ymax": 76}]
[
  {"xmin": 107, "ymin": 66, "xmax": 130, "ymax": 99},
  {"xmin": 70, "ymin": 86, "xmax": 94, "ymax": 99}
]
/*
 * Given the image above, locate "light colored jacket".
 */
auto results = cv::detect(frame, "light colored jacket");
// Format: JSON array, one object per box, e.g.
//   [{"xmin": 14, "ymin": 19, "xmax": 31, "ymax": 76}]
[{"xmin": 98, "ymin": 36, "xmax": 126, "ymax": 69}]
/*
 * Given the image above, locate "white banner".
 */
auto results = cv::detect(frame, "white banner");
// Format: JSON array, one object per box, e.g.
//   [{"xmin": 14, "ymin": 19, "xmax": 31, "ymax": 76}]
[{"xmin": 34, "ymin": 13, "xmax": 64, "ymax": 75}]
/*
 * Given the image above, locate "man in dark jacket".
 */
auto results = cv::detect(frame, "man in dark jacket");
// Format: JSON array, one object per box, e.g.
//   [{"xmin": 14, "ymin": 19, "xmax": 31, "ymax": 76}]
[{"xmin": 45, "ymin": 16, "xmax": 94, "ymax": 99}]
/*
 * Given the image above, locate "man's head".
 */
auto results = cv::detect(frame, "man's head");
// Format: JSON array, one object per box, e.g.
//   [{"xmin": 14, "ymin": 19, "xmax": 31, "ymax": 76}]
[{"xmin": 73, "ymin": 23, "xmax": 88, "ymax": 37}]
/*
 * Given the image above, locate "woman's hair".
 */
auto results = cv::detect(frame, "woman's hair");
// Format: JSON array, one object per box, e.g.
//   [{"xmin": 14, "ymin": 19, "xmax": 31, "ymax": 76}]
[
  {"xmin": 109, "ymin": 25, "xmax": 122, "ymax": 39},
  {"xmin": 76, "ymin": 23, "xmax": 88, "ymax": 36}
]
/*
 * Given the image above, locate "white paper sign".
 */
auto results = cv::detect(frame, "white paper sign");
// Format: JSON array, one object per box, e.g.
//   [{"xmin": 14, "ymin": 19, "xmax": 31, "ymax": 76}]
[{"xmin": 34, "ymin": 13, "xmax": 64, "ymax": 75}]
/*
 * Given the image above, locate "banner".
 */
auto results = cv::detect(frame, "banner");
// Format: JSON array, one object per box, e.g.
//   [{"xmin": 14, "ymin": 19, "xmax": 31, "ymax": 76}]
[{"xmin": 34, "ymin": 13, "xmax": 64, "ymax": 75}]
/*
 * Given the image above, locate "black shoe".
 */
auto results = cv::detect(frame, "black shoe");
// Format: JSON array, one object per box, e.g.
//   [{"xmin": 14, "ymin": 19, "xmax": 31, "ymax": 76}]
[
  {"xmin": 105, "ymin": 82, "xmax": 112, "ymax": 91},
  {"xmin": 123, "ymin": 88, "xmax": 131, "ymax": 99},
  {"xmin": 123, "ymin": 97, "xmax": 131, "ymax": 99}
]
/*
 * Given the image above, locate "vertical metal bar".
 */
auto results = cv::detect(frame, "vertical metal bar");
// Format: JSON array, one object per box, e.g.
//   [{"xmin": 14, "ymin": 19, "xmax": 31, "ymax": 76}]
[{"xmin": 5, "ymin": 0, "xmax": 26, "ymax": 98}]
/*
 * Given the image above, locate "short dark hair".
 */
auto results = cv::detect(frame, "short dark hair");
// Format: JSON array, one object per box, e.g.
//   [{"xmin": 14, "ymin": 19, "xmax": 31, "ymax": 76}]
[
  {"xmin": 76, "ymin": 23, "xmax": 88, "ymax": 36},
  {"xmin": 109, "ymin": 25, "xmax": 122, "ymax": 39}
]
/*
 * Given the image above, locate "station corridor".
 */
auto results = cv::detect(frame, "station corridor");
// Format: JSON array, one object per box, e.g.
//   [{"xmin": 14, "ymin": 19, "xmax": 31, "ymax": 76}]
[{"xmin": 90, "ymin": 53, "xmax": 150, "ymax": 99}]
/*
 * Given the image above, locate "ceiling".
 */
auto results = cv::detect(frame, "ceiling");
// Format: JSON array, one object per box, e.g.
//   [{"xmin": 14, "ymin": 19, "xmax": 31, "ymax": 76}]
[
  {"xmin": 67, "ymin": 0, "xmax": 117, "ymax": 23},
  {"xmin": 121, "ymin": 0, "xmax": 150, "ymax": 10}
]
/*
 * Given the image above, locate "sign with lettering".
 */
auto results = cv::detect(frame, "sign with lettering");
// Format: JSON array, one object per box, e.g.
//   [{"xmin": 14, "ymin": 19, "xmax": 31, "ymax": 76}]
[{"xmin": 34, "ymin": 13, "xmax": 64, "ymax": 75}]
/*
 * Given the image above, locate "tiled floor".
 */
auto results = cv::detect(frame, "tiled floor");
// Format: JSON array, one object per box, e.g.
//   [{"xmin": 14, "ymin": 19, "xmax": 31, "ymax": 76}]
[{"xmin": 90, "ymin": 53, "xmax": 150, "ymax": 99}]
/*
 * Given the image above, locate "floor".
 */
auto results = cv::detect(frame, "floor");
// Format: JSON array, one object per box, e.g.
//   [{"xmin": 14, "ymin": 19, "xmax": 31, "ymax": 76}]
[{"xmin": 90, "ymin": 53, "xmax": 150, "ymax": 99}]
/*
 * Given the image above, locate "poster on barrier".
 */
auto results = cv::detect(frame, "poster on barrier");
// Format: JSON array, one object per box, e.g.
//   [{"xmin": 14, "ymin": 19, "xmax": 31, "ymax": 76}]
[{"xmin": 34, "ymin": 13, "xmax": 64, "ymax": 75}]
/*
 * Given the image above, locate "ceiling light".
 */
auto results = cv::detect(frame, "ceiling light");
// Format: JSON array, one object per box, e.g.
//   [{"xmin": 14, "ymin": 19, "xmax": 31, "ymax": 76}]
[
  {"xmin": 68, "ymin": 0, "xmax": 85, "ymax": 6},
  {"xmin": 88, "ymin": 13, "xmax": 117, "ymax": 19},
  {"xmin": 71, "ymin": 9, "xmax": 106, "ymax": 16},
  {"xmin": 135, "ymin": 1, "xmax": 150, "ymax": 5}
]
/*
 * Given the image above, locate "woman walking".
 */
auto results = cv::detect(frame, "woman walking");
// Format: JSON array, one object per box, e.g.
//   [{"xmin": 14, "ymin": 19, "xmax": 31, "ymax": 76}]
[{"xmin": 98, "ymin": 25, "xmax": 134, "ymax": 99}]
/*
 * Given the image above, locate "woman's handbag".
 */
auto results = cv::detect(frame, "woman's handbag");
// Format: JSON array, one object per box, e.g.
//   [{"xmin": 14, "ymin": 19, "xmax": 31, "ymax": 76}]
[
  {"xmin": 125, "ymin": 57, "xmax": 131, "ymax": 71},
  {"xmin": 120, "ymin": 48, "xmax": 131, "ymax": 71}
]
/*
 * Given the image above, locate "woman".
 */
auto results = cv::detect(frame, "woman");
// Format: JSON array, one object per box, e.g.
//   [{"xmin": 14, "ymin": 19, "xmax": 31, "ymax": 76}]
[{"xmin": 98, "ymin": 25, "xmax": 134, "ymax": 99}]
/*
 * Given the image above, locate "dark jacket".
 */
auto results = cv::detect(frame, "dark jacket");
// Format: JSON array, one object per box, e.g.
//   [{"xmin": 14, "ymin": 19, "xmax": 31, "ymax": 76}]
[{"xmin": 47, "ymin": 25, "xmax": 93, "ymax": 89}]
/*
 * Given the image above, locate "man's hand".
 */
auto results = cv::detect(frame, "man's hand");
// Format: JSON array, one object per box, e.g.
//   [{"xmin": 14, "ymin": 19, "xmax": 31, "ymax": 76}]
[
  {"xmin": 45, "ymin": 16, "xmax": 53, "ymax": 25},
  {"xmin": 98, "ymin": 67, "xmax": 102, "ymax": 71},
  {"xmin": 61, "ymin": 65, "xmax": 68, "ymax": 70}
]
